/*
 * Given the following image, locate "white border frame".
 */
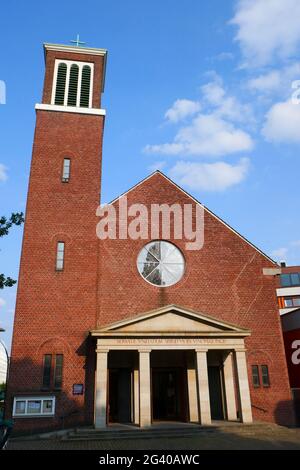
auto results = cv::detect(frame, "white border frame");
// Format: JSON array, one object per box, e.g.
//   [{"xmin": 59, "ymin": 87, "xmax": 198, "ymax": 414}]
[
  {"xmin": 35, "ymin": 103, "xmax": 105, "ymax": 116},
  {"xmin": 51, "ymin": 59, "xmax": 94, "ymax": 108},
  {"xmin": 13, "ymin": 396, "xmax": 56, "ymax": 418}
]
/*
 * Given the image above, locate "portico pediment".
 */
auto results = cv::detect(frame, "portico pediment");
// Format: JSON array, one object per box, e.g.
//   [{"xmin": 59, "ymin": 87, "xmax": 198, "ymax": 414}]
[{"xmin": 91, "ymin": 304, "xmax": 250, "ymax": 337}]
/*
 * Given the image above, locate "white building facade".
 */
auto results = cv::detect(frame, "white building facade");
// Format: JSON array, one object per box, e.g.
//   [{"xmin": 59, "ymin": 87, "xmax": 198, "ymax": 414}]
[{"xmin": 0, "ymin": 342, "xmax": 8, "ymax": 384}]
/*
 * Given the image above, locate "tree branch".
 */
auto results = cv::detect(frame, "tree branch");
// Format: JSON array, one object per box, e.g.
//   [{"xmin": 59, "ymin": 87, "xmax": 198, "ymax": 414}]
[
  {"xmin": 0, "ymin": 212, "xmax": 24, "ymax": 289},
  {"xmin": 0, "ymin": 212, "xmax": 24, "ymax": 238}
]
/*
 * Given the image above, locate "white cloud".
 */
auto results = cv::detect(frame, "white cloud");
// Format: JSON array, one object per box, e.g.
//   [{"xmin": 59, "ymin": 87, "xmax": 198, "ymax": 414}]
[
  {"xmin": 0, "ymin": 164, "xmax": 8, "ymax": 182},
  {"xmin": 271, "ymin": 247, "xmax": 288, "ymax": 261},
  {"xmin": 164, "ymin": 99, "xmax": 201, "ymax": 123},
  {"xmin": 230, "ymin": 0, "xmax": 300, "ymax": 66},
  {"xmin": 145, "ymin": 113, "xmax": 253, "ymax": 157},
  {"xmin": 201, "ymin": 75, "xmax": 255, "ymax": 124},
  {"xmin": 201, "ymin": 79, "xmax": 225, "ymax": 106},
  {"xmin": 247, "ymin": 71, "xmax": 282, "ymax": 93},
  {"xmin": 271, "ymin": 240, "xmax": 300, "ymax": 264},
  {"xmin": 247, "ymin": 63, "xmax": 300, "ymax": 95},
  {"xmin": 169, "ymin": 157, "xmax": 250, "ymax": 191},
  {"xmin": 148, "ymin": 161, "xmax": 166, "ymax": 172},
  {"xmin": 145, "ymin": 75, "xmax": 254, "ymax": 158},
  {"xmin": 217, "ymin": 95, "xmax": 253, "ymax": 123},
  {"xmin": 145, "ymin": 75, "xmax": 254, "ymax": 192},
  {"xmin": 144, "ymin": 143, "xmax": 183, "ymax": 156},
  {"xmin": 215, "ymin": 52, "xmax": 234, "ymax": 61},
  {"xmin": 262, "ymin": 99, "xmax": 300, "ymax": 143},
  {"xmin": 0, "ymin": 298, "xmax": 6, "ymax": 307}
]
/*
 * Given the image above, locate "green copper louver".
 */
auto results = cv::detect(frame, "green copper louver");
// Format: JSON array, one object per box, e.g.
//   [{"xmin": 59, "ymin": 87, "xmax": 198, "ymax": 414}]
[
  {"xmin": 67, "ymin": 64, "xmax": 79, "ymax": 106},
  {"xmin": 54, "ymin": 63, "xmax": 67, "ymax": 105},
  {"xmin": 80, "ymin": 65, "xmax": 91, "ymax": 107}
]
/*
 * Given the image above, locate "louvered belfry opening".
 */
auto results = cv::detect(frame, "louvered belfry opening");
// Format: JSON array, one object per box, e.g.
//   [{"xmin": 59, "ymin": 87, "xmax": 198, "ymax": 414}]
[
  {"xmin": 67, "ymin": 64, "xmax": 79, "ymax": 106},
  {"xmin": 54, "ymin": 63, "xmax": 67, "ymax": 105},
  {"xmin": 80, "ymin": 65, "xmax": 91, "ymax": 107},
  {"xmin": 53, "ymin": 61, "xmax": 93, "ymax": 108}
]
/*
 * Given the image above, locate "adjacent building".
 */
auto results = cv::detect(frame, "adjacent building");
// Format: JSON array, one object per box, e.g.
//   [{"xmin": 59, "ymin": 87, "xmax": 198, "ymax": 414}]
[
  {"xmin": 0, "ymin": 341, "xmax": 7, "ymax": 385},
  {"xmin": 281, "ymin": 309, "xmax": 300, "ymax": 424},
  {"xmin": 6, "ymin": 43, "xmax": 296, "ymax": 433},
  {"xmin": 276, "ymin": 264, "xmax": 300, "ymax": 423},
  {"xmin": 277, "ymin": 264, "xmax": 300, "ymax": 315}
]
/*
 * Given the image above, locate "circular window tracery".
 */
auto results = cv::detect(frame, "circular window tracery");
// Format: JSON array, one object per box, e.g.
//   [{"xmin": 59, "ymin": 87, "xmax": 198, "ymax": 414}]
[{"xmin": 137, "ymin": 241, "xmax": 185, "ymax": 287}]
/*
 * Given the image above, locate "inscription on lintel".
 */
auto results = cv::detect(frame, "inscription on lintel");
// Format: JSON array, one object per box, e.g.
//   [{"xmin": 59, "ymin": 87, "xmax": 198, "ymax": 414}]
[{"xmin": 115, "ymin": 338, "xmax": 226, "ymax": 345}]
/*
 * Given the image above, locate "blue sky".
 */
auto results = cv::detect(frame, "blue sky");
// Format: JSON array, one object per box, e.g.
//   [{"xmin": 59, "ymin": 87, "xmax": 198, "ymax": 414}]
[{"xmin": 1, "ymin": 0, "xmax": 300, "ymax": 351}]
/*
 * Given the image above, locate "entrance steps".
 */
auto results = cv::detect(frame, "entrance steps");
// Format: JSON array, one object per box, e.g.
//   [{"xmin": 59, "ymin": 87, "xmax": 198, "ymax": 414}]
[
  {"xmin": 63, "ymin": 424, "xmax": 213, "ymax": 441},
  {"xmin": 62, "ymin": 422, "xmax": 263, "ymax": 442}
]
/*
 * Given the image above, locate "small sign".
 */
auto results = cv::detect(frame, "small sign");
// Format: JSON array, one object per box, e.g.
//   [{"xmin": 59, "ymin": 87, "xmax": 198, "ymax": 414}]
[{"xmin": 72, "ymin": 384, "xmax": 84, "ymax": 395}]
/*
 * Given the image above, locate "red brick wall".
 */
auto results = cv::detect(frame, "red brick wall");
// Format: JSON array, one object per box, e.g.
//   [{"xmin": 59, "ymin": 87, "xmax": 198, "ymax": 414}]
[
  {"xmin": 42, "ymin": 49, "xmax": 105, "ymax": 108},
  {"xmin": 96, "ymin": 173, "xmax": 295, "ymax": 426},
  {"xmin": 7, "ymin": 108, "xmax": 104, "ymax": 432}
]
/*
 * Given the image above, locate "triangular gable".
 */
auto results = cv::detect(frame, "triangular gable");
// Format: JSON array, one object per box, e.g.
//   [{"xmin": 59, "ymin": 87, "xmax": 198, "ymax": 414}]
[
  {"xmin": 91, "ymin": 304, "xmax": 251, "ymax": 337},
  {"xmin": 107, "ymin": 170, "xmax": 276, "ymax": 265}
]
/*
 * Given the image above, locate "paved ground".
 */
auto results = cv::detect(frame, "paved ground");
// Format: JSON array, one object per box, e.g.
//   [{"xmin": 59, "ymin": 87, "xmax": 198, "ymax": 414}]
[{"xmin": 7, "ymin": 423, "xmax": 300, "ymax": 450}]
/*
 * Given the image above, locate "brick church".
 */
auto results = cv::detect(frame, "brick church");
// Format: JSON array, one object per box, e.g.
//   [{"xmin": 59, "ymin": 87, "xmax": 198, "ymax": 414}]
[{"xmin": 7, "ymin": 43, "xmax": 295, "ymax": 433}]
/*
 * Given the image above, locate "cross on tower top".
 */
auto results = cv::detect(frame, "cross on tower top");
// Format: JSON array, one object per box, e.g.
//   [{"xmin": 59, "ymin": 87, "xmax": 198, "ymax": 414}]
[{"xmin": 70, "ymin": 34, "xmax": 86, "ymax": 47}]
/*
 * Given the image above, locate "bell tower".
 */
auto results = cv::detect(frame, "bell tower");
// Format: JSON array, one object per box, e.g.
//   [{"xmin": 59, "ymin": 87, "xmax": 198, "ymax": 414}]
[
  {"xmin": 8, "ymin": 43, "xmax": 107, "ymax": 429},
  {"xmin": 39, "ymin": 42, "xmax": 107, "ymax": 110}
]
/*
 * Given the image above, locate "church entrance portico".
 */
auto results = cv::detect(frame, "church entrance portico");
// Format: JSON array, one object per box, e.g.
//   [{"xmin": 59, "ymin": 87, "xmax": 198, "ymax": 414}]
[{"xmin": 91, "ymin": 305, "xmax": 253, "ymax": 428}]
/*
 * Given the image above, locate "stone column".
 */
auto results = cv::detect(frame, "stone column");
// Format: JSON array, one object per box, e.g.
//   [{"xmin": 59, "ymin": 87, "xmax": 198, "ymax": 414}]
[
  {"xmin": 139, "ymin": 349, "xmax": 151, "ymax": 427},
  {"xmin": 223, "ymin": 352, "xmax": 237, "ymax": 421},
  {"xmin": 195, "ymin": 349, "xmax": 211, "ymax": 425},
  {"xmin": 235, "ymin": 349, "xmax": 253, "ymax": 423},
  {"xmin": 94, "ymin": 349, "xmax": 108, "ymax": 428},
  {"xmin": 187, "ymin": 352, "xmax": 199, "ymax": 422},
  {"xmin": 133, "ymin": 368, "xmax": 140, "ymax": 425}
]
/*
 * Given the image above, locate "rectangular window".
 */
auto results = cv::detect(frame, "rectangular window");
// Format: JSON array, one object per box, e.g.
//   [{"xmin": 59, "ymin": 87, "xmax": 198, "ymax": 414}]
[
  {"xmin": 280, "ymin": 273, "xmax": 300, "ymax": 287},
  {"xmin": 62, "ymin": 158, "xmax": 71, "ymax": 182},
  {"xmin": 54, "ymin": 354, "xmax": 63, "ymax": 389},
  {"xmin": 280, "ymin": 274, "xmax": 291, "ymax": 287},
  {"xmin": 42, "ymin": 354, "xmax": 52, "ymax": 389},
  {"xmin": 13, "ymin": 397, "xmax": 55, "ymax": 417},
  {"xmin": 14, "ymin": 400, "xmax": 26, "ymax": 415},
  {"xmin": 43, "ymin": 399, "xmax": 54, "ymax": 414},
  {"xmin": 56, "ymin": 242, "xmax": 65, "ymax": 271},
  {"xmin": 261, "ymin": 365, "xmax": 270, "ymax": 387},
  {"xmin": 252, "ymin": 365, "xmax": 260, "ymax": 388},
  {"xmin": 291, "ymin": 273, "xmax": 300, "ymax": 286},
  {"xmin": 27, "ymin": 400, "xmax": 42, "ymax": 414},
  {"xmin": 283, "ymin": 296, "xmax": 300, "ymax": 307}
]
